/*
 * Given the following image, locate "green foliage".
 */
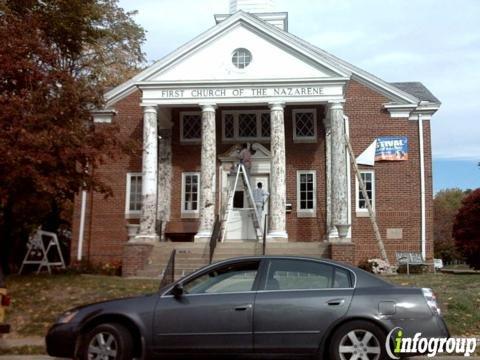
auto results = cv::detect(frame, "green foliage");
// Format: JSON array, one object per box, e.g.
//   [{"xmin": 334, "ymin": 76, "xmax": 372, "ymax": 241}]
[
  {"xmin": 433, "ymin": 188, "xmax": 467, "ymax": 262},
  {"xmin": 453, "ymin": 189, "xmax": 480, "ymax": 269}
]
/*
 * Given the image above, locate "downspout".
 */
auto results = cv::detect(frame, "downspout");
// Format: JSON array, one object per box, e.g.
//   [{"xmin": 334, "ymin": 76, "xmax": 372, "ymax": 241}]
[
  {"xmin": 77, "ymin": 189, "xmax": 88, "ymax": 261},
  {"xmin": 418, "ymin": 113, "xmax": 426, "ymax": 260}
]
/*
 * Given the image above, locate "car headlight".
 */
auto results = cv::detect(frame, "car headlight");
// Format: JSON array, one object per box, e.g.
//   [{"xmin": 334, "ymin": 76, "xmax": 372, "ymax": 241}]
[{"xmin": 57, "ymin": 310, "xmax": 78, "ymax": 324}]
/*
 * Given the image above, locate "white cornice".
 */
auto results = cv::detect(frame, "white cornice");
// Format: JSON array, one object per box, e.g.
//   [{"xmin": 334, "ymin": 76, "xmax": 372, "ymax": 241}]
[
  {"xmin": 384, "ymin": 102, "xmax": 440, "ymax": 119},
  {"xmin": 136, "ymin": 77, "xmax": 349, "ymax": 87},
  {"xmin": 91, "ymin": 109, "xmax": 117, "ymax": 123}
]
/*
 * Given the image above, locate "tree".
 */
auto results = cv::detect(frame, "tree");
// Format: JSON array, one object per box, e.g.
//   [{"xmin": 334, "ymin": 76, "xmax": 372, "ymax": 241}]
[
  {"xmin": 0, "ymin": 0, "xmax": 145, "ymax": 273},
  {"xmin": 433, "ymin": 188, "xmax": 466, "ymax": 262},
  {"xmin": 453, "ymin": 189, "xmax": 480, "ymax": 269}
]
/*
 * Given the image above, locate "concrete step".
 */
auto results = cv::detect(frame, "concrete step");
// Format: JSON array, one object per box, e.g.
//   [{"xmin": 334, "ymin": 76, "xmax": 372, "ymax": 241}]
[{"xmin": 135, "ymin": 241, "xmax": 331, "ymax": 280}]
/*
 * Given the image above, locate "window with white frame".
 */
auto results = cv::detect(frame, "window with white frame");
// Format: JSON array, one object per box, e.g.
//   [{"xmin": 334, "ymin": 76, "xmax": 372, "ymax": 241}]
[
  {"xmin": 293, "ymin": 109, "xmax": 317, "ymax": 142},
  {"xmin": 232, "ymin": 48, "xmax": 252, "ymax": 69},
  {"xmin": 126, "ymin": 173, "xmax": 142, "ymax": 216},
  {"xmin": 222, "ymin": 111, "xmax": 270, "ymax": 141},
  {"xmin": 180, "ymin": 112, "xmax": 202, "ymax": 143},
  {"xmin": 182, "ymin": 172, "xmax": 200, "ymax": 217},
  {"xmin": 356, "ymin": 170, "xmax": 375, "ymax": 213},
  {"xmin": 297, "ymin": 170, "xmax": 316, "ymax": 216}
]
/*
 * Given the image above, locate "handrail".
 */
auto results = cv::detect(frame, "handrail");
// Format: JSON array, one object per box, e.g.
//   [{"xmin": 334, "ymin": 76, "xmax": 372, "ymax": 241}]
[
  {"xmin": 262, "ymin": 213, "xmax": 267, "ymax": 255},
  {"xmin": 159, "ymin": 249, "xmax": 176, "ymax": 288},
  {"xmin": 209, "ymin": 215, "xmax": 221, "ymax": 264}
]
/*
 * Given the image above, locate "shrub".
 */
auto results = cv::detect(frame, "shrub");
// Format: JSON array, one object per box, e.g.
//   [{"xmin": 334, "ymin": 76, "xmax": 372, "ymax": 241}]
[{"xmin": 453, "ymin": 189, "xmax": 480, "ymax": 269}]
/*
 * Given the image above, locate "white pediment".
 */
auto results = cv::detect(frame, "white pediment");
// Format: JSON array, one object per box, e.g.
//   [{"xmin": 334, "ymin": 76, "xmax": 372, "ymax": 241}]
[
  {"xmin": 105, "ymin": 11, "xmax": 420, "ymax": 107},
  {"xmin": 147, "ymin": 23, "xmax": 342, "ymax": 82},
  {"xmin": 219, "ymin": 143, "xmax": 271, "ymax": 162}
]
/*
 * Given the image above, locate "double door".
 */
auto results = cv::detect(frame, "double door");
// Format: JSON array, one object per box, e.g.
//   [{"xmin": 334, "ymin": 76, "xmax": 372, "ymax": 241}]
[{"xmin": 225, "ymin": 175, "xmax": 269, "ymax": 241}]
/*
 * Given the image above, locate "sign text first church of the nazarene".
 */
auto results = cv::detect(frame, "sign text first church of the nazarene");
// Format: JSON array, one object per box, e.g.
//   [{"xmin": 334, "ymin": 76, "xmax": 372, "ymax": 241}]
[{"xmin": 73, "ymin": 0, "xmax": 441, "ymax": 276}]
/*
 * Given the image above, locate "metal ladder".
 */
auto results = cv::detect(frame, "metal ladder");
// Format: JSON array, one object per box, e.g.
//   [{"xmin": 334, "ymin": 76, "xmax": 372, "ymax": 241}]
[{"xmin": 220, "ymin": 163, "xmax": 263, "ymax": 242}]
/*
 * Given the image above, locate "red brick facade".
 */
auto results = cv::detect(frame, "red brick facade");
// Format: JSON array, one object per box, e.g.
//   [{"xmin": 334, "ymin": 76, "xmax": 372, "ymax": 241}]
[{"xmin": 71, "ymin": 80, "xmax": 434, "ymax": 268}]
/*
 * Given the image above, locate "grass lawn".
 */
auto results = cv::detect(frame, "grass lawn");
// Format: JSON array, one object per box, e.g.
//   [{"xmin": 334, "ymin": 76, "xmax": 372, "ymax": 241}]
[
  {"xmin": 3, "ymin": 272, "xmax": 480, "ymax": 339},
  {"xmin": 386, "ymin": 273, "xmax": 480, "ymax": 337},
  {"xmin": 4, "ymin": 274, "xmax": 159, "ymax": 338}
]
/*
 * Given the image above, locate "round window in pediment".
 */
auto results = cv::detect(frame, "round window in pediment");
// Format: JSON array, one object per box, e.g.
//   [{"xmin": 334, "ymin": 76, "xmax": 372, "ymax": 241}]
[{"xmin": 232, "ymin": 48, "xmax": 252, "ymax": 69}]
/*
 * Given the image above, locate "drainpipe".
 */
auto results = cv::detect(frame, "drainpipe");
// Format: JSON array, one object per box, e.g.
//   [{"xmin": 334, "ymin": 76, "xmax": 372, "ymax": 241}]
[
  {"xmin": 418, "ymin": 113, "xmax": 426, "ymax": 260},
  {"xmin": 77, "ymin": 189, "xmax": 88, "ymax": 261}
]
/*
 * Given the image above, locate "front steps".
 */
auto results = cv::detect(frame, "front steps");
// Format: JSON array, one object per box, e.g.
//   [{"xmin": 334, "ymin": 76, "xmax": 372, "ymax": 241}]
[
  {"xmin": 135, "ymin": 242, "xmax": 209, "ymax": 279},
  {"xmin": 134, "ymin": 241, "xmax": 330, "ymax": 280}
]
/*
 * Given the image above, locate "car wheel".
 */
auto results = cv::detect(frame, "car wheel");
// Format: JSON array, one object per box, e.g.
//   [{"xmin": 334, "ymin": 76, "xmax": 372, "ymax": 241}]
[
  {"xmin": 81, "ymin": 323, "xmax": 133, "ymax": 360},
  {"xmin": 329, "ymin": 320, "xmax": 386, "ymax": 360}
]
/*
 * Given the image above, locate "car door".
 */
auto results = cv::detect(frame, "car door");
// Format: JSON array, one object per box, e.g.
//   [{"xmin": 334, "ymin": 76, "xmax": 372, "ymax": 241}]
[
  {"xmin": 253, "ymin": 258, "xmax": 354, "ymax": 354},
  {"xmin": 152, "ymin": 260, "xmax": 261, "ymax": 354}
]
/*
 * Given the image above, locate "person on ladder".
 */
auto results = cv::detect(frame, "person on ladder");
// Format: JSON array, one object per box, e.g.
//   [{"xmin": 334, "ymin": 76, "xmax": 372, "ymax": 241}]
[
  {"xmin": 253, "ymin": 182, "xmax": 269, "ymax": 222},
  {"xmin": 237, "ymin": 143, "xmax": 254, "ymax": 177}
]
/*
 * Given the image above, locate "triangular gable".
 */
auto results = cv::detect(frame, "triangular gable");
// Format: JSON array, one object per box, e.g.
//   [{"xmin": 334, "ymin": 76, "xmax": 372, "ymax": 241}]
[
  {"xmin": 105, "ymin": 11, "xmax": 419, "ymax": 107},
  {"xmin": 147, "ymin": 22, "xmax": 340, "ymax": 82}
]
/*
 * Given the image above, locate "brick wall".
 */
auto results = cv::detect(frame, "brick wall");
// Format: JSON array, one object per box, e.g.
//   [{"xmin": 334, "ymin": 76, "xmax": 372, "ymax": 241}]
[
  {"xmin": 71, "ymin": 91, "xmax": 143, "ymax": 265},
  {"xmin": 70, "ymin": 80, "xmax": 434, "ymax": 268},
  {"xmin": 345, "ymin": 80, "xmax": 434, "ymax": 264}
]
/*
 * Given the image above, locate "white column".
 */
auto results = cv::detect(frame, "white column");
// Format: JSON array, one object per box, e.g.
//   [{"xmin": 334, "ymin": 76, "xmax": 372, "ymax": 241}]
[
  {"xmin": 135, "ymin": 105, "xmax": 159, "ymax": 242},
  {"xmin": 330, "ymin": 101, "xmax": 350, "ymax": 239},
  {"xmin": 267, "ymin": 101, "xmax": 288, "ymax": 242},
  {"xmin": 323, "ymin": 114, "xmax": 333, "ymax": 237},
  {"xmin": 195, "ymin": 103, "xmax": 217, "ymax": 242},
  {"xmin": 157, "ymin": 108, "xmax": 173, "ymax": 241}
]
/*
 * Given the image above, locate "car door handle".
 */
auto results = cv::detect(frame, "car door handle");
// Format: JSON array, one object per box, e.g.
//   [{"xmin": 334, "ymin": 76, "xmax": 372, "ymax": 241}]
[
  {"xmin": 234, "ymin": 304, "xmax": 252, "ymax": 311},
  {"xmin": 327, "ymin": 299, "xmax": 345, "ymax": 306}
]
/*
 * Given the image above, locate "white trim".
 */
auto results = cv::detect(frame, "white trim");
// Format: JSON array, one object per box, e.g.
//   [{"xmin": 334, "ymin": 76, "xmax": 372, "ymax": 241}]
[
  {"xmin": 181, "ymin": 172, "xmax": 201, "ymax": 218},
  {"xmin": 125, "ymin": 173, "xmax": 142, "ymax": 218},
  {"xmin": 92, "ymin": 110, "xmax": 116, "ymax": 124},
  {"xmin": 355, "ymin": 170, "xmax": 375, "ymax": 215},
  {"xmin": 77, "ymin": 190, "xmax": 88, "ymax": 261},
  {"xmin": 180, "ymin": 111, "xmax": 202, "ymax": 144},
  {"xmin": 419, "ymin": 114, "xmax": 426, "ymax": 260},
  {"xmin": 292, "ymin": 109, "xmax": 317, "ymax": 143},
  {"xmin": 296, "ymin": 170, "xmax": 317, "ymax": 217},
  {"xmin": 221, "ymin": 110, "xmax": 271, "ymax": 142},
  {"xmin": 345, "ymin": 116, "xmax": 352, "ymax": 237}
]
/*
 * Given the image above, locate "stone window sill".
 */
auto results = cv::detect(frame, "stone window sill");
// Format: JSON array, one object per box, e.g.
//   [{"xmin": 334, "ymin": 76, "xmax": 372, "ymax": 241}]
[
  {"xmin": 181, "ymin": 212, "xmax": 200, "ymax": 219},
  {"xmin": 356, "ymin": 211, "xmax": 372, "ymax": 218},
  {"xmin": 297, "ymin": 211, "xmax": 316, "ymax": 218},
  {"xmin": 125, "ymin": 212, "xmax": 141, "ymax": 220}
]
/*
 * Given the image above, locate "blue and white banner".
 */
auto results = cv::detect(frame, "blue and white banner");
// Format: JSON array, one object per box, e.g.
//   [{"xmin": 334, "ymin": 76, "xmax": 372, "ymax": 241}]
[
  {"xmin": 356, "ymin": 136, "xmax": 409, "ymax": 165},
  {"xmin": 375, "ymin": 136, "xmax": 408, "ymax": 161}
]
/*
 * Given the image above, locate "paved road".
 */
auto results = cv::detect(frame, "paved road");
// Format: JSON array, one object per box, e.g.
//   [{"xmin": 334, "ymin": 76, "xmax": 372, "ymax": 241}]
[{"xmin": 1, "ymin": 357, "xmax": 479, "ymax": 360}]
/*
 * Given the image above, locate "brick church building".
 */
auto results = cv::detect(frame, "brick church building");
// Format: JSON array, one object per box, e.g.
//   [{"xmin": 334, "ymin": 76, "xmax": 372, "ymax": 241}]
[{"xmin": 72, "ymin": 0, "xmax": 440, "ymax": 277}]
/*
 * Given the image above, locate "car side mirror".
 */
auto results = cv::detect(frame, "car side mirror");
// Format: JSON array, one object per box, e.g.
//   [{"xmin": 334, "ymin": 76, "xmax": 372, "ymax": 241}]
[{"xmin": 171, "ymin": 283, "xmax": 184, "ymax": 298}]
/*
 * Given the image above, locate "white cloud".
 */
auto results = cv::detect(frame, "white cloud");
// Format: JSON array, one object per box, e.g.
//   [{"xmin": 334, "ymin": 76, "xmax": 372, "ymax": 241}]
[{"xmin": 361, "ymin": 52, "xmax": 426, "ymax": 67}]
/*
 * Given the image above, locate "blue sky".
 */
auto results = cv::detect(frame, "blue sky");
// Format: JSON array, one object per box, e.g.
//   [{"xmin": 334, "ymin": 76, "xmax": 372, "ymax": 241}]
[{"xmin": 119, "ymin": 0, "xmax": 480, "ymax": 192}]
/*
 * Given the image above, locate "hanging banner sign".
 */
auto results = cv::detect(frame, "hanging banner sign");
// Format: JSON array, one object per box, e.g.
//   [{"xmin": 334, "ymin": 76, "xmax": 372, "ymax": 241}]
[{"xmin": 375, "ymin": 136, "xmax": 408, "ymax": 161}]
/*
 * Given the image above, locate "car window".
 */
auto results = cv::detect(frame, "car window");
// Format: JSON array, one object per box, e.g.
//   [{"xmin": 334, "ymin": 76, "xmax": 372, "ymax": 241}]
[
  {"xmin": 264, "ymin": 259, "xmax": 351, "ymax": 290},
  {"xmin": 182, "ymin": 261, "xmax": 259, "ymax": 295},
  {"xmin": 333, "ymin": 267, "xmax": 352, "ymax": 288}
]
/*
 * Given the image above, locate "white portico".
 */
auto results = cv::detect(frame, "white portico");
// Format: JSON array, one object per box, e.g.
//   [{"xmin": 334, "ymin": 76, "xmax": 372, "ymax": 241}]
[{"xmin": 110, "ymin": 8, "xmax": 354, "ymax": 244}]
